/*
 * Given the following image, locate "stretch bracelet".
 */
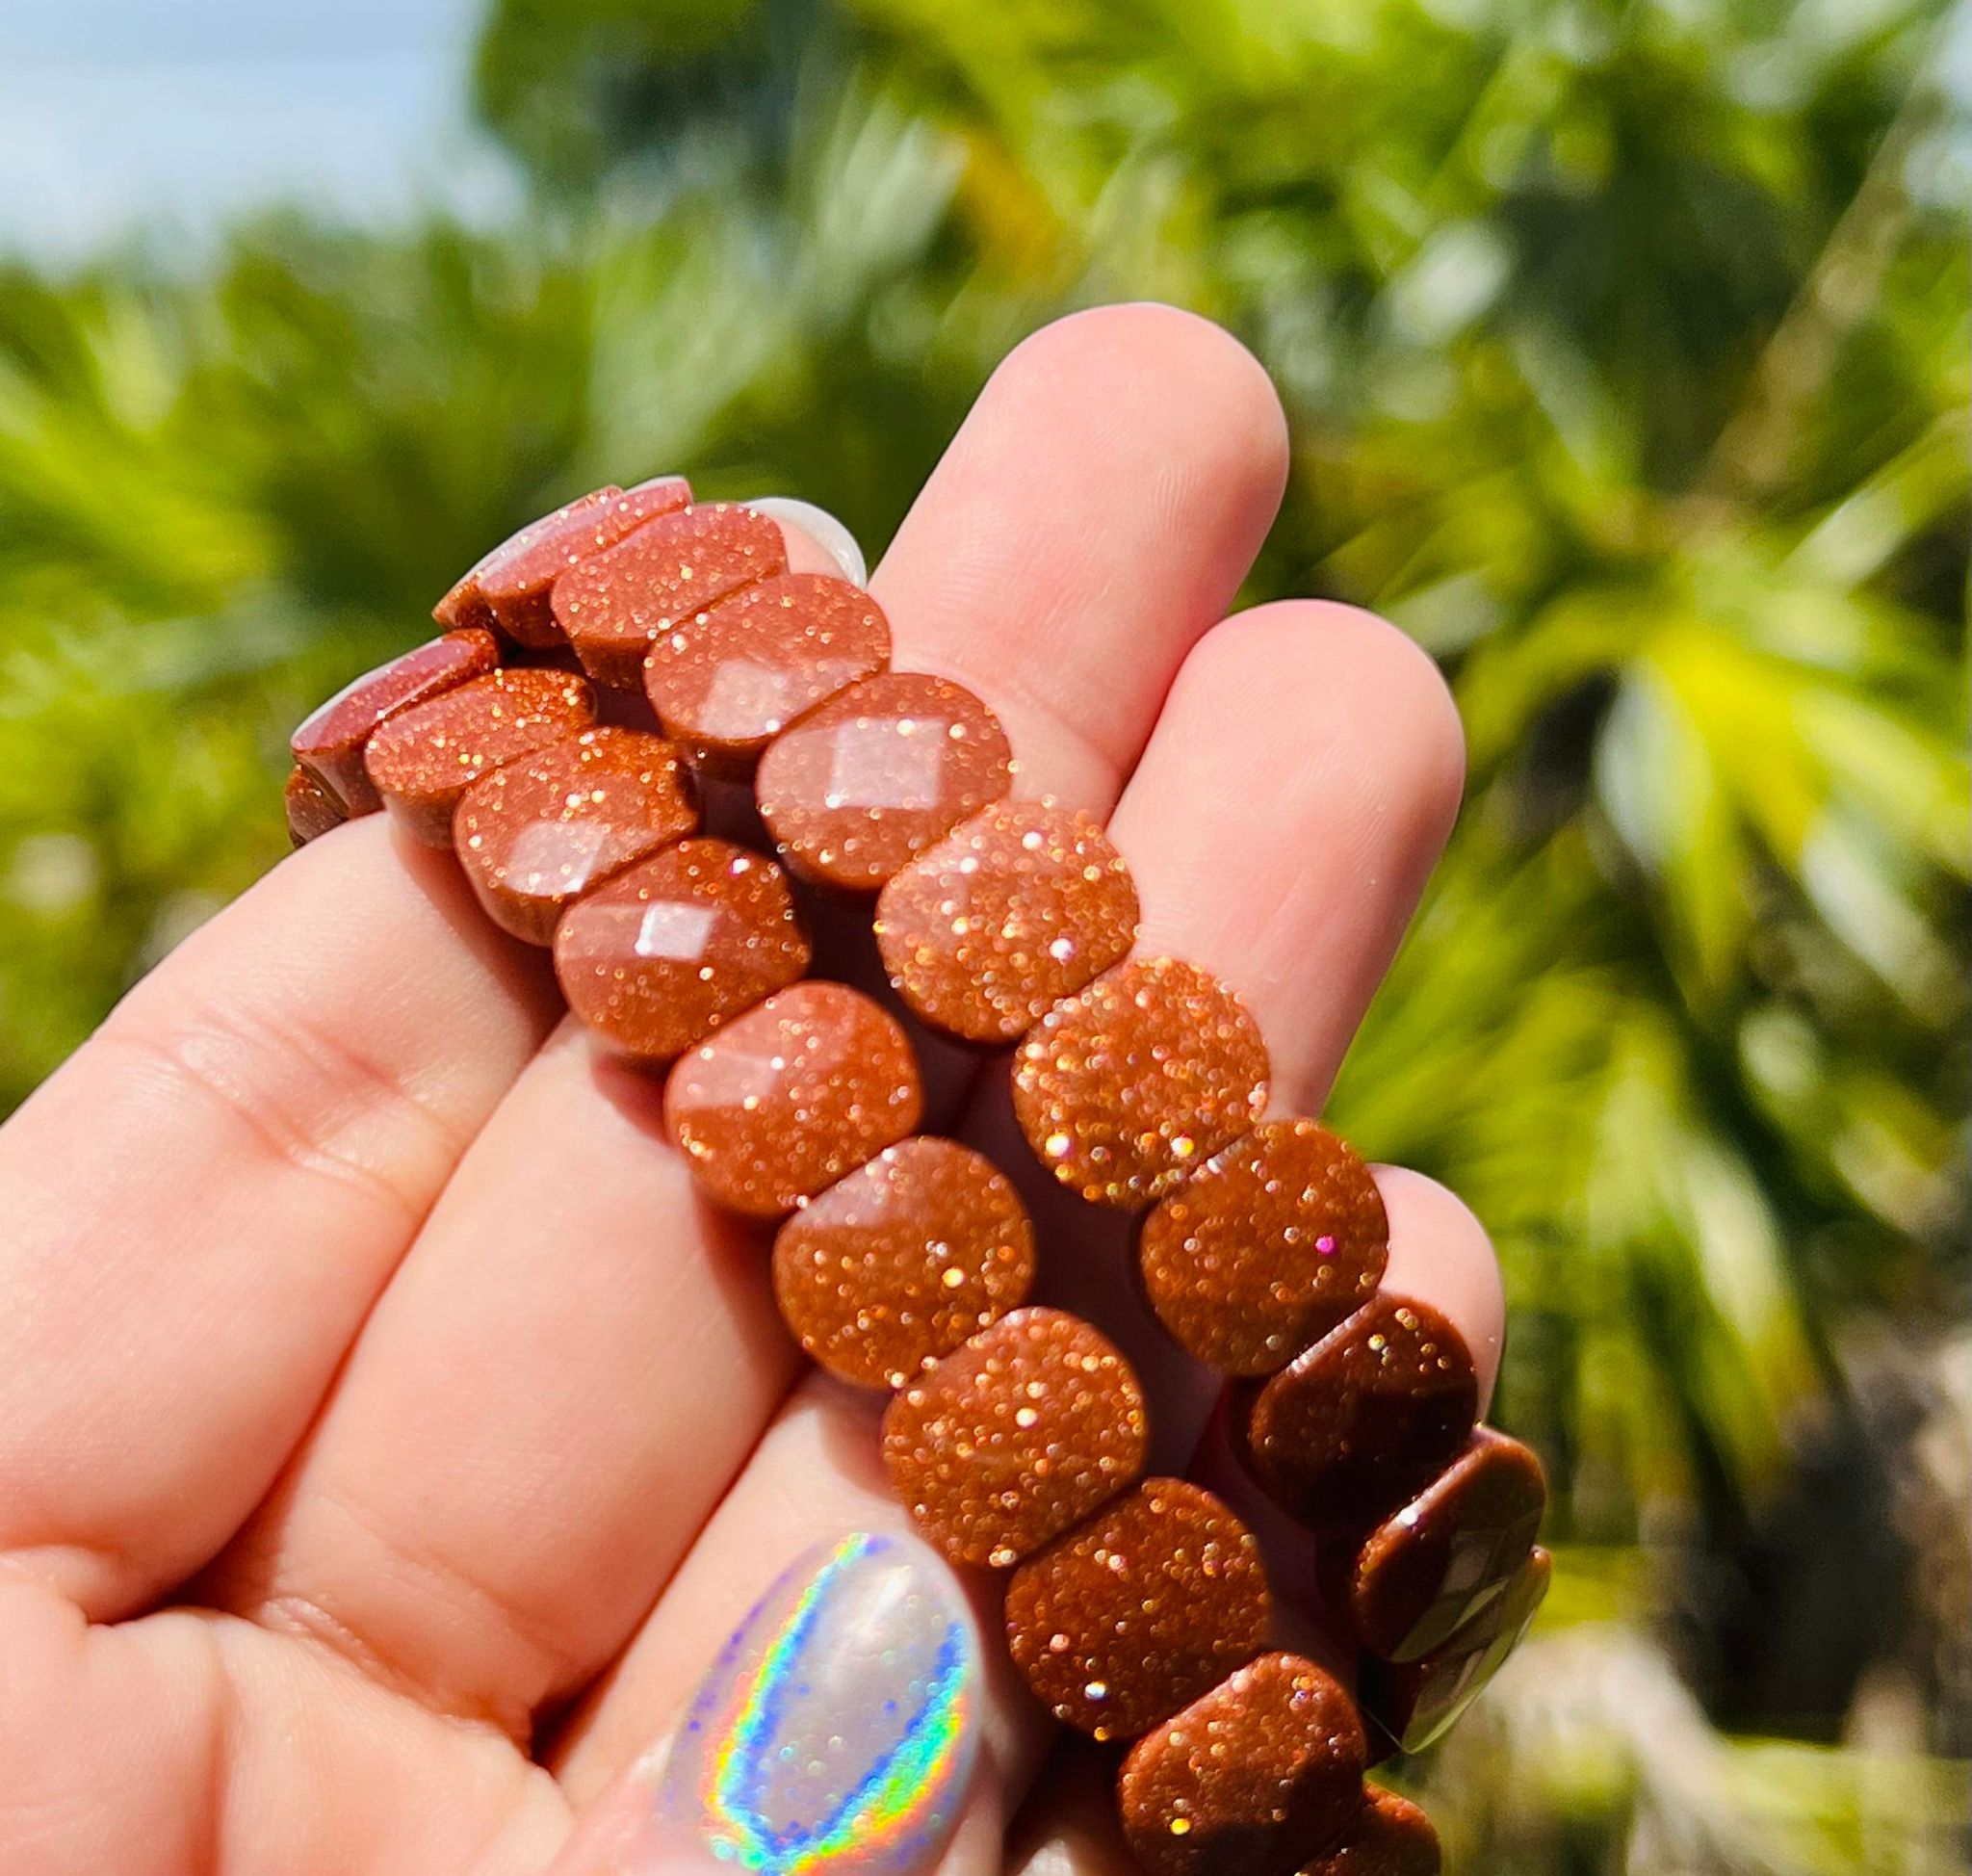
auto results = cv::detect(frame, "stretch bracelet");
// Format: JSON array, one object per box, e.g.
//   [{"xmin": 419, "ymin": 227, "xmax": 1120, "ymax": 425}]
[{"xmin": 285, "ymin": 480, "xmax": 1551, "ymax": 1876}]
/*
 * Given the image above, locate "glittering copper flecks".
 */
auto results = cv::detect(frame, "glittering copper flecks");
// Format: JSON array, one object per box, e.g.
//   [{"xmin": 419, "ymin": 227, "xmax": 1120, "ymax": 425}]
[
  {"xmin": 436, "ymin": 489, "xmax": 615, "ymax": 634},
  {"xmin": 665, "ymin": 982, "xmax": 923, "ymax": 1217},
  {"xmin": 755, "ymin": 672, "xmax": 1015, "ymax": 893},
  {"xmin": 290, "ymin": 628, "xmax": 500, "ymax": 813},
  {"xmin": 554, "ymin": 838, "xmax": 810, "ymax": 1060},
  {"xmin": 873, "ymin": 799, "xmax": 1139, "ymax": 1044},
  {"xmin": 1117, "ymin": 1653, "xmax": 1367, "ymax": 1876},
  {"xmin": 772, "ymin": 1138, "xmax": 1036, "ymax": 1390},
  {"xmin": 284, "ymin": 766, "xmax": 346, "ymax": 847},
  {"xmin": 438, "ymin": 479, "xmax": 696, "ymax": 646},
  {"xmin": 1012, "ymin": 956, "xmax": 1269, "ymax": 1211},
  {"xmin": 644, "ymin": 572, "xmax": 892, "ymax": 779},
  {"xmin": 1139, "ymin": 1120, "xmax": 1388, "ymax": 1377},
  {"xmin": 1004, "ymin": 1476, "xmax": 1271, "ymax": 1741},
  {"xmin": 454, "ymin": 727, "xmax": 699, "ymax": 944},
  {"xmin": 883, "ymin": 1307, "xmax": 1148, "ymax": 1569},
  {"xmin": 1237, "ymin": 1295, "xmax": 1477, "ymax": 1533},
  {"xmin": 1295, "ymin": 1786, "xmax": 1441, "ymax": 1876},
  {"xmin": 362, "ymin": 667, "xmax": 598, "ymax": 847},
  {"xmin": 553, "ymin": 503, "xmax": 789, "ymax": 689},
  {"xmin": 1344, "ymin": 1428, "xmax": 1545, "ymax": 1661},
  {"xmin": 1359, "ymin": 1549, "xmax": 1550, "ymax": 1759}
]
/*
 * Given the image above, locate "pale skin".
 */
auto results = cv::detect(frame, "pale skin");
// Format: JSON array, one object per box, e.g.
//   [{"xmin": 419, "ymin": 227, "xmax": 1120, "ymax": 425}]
[{"xmin": 0, "ymin": 304, "xmax": 1505, "ymax": 1876}]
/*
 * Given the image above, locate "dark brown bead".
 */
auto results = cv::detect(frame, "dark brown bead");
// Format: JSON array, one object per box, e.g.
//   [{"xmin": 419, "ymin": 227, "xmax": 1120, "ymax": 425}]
[
  {"xmin": 1013, "ymin": 956, "xmax": 1269, "ymax": 1211},
  {"xmin": 644, "ymin": 572, "xmax": 891, "ymax": 778},
  {"xmin": 1359, "ymin": 1549, "xmax": 1549, "ymax": 1758},
  {"xmin": 1343, "ymin": 1428, "xmax": 1545, "ymax": 1661},
  {"xmin": 1238, "ymin": 1295, "xmax": 1477, "ymax": 1532},
  {"xmin": 772, "ymin": 1138, "xmax": 1036, "ymax": 1390},
  {"xmin": 665, "ymin": 982, "xmax": 922, "ymax": 1217},
  {"xmin": 755, "ymin": 671, "xmax": 1014, "ymax": 892},
  {"xmin": 554, "ymin": 839, "xmax": 810, "ymax": 1060},
  {"xmin": 454, "ymin": 728, "xmax": 698, "ymax": 944},
  {"xmin": 553, "ymin": 503, "xmax": 788, "ymax": 689},
  {"xmin": 883, "ymin": 1308, "xmax": 1147, "ymax": 1568},
  {"xmin": 1118, "ymin": 1653, "xmax": 1367, "ymax": 1876},
  {"xmin": 435, "ymin": 479, "xmax": 693, "ymax": 645},
  {"xmin": 1295, "ymin": 1787, "xmax": 1440, "ymax": 1876},
  {"xmin": 1139, "ymin": 1120, "xmax": 1388, "ymax": 1376},
  {"xmin": 363, "ymin": 667, "xmax": 598, "ymax": 847},
  {"xmin": 284, "ymin": 766, "xmax": 346, "ymax": 847},
  {"xmin": 290, "ymin": 628, "xmax": 499, "ymax": 813},
  {"xmin": 1004, "ymin": 1476, "xmax": 1270, "ymax": 1741},
  {"xmin": 874, "ymin": 799, "xmax": 1139, "ymax": 1044}
]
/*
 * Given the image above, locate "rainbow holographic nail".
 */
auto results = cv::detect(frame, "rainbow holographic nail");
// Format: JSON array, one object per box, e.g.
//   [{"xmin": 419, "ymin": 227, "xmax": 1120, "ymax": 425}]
[{"xmin": 658, "ymin": 1531, "xmax": 980, "ymax": 1876}]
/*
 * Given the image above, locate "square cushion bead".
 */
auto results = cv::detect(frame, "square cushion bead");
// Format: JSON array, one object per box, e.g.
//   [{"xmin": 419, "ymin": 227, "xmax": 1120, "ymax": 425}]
[
  {"xmin": 1117, "ymin": 1653, "xmax": 1367, "ymax": 1876},
  {"xmin": 290, "ymin": 627, "xmax": 499, "ymax": 814},
  {"xmin": 435, "ymin": 478, "xmax": 693, "ymax": 646},
  {"xmin": 874, "ymin": 799, "xmax": 1139, "ymax": 1044},
  {"xmin": 772, "ymin": 1138, "xmax": 1035, "ymax": 1390},
  {"xmin": 454, "ymin": 727, "xmax": 699, "ymax": 945},
  {"xmin": 644, "ymin": 572, "xmax": 892, "ymax": 779},
  {"xmin": 1338, "ymin": 1428, "xmax": 1545, "ymax": 1662},
  {"xmin": 554, "ymin": 839, "xmax": 811, "ymax": 1060},
  {"xmin": 664, "ymin": 981, "xmax": 923, "ymax": 1218},
  {"xmin": 1004, "ymin": 1476, "xmax": 1270, "ymax": 1741},
  {"xmin": 284, "ymin": 766, "xmax": 346, "ymax": 847},
  {"xmin": 1236, "ymin": 1295, "xmax": 1477, "ymax": 1533},
  {"xmin": 552, "ymin": 503, "xmax": 789, "ymax": 690},
  {"xmin": 882, "ymin": 1306, "xmax": 1148, "ymax": 1568},
  {"xmin": 363, "ymin": 667, "xmax": 598, "ymax": 848},
  {"xmin": 1295, "ymin": 1787, "xmax": 1441, "ymax": 1876},
  {"xmin": 1139, "ymin": 1120, "xmax": 1388, "ymax": 1376},
  {"xmin": 1013, "ymin": 956, "xmax": 1269, "ymax": 1211},
  {"xmin": 1357, "ymin": 1548, "xmax": 1550, "ymax": 1759},
  {"xmin": 755, "ymin": 671, "xmax": 1015, "ymax": 893}
]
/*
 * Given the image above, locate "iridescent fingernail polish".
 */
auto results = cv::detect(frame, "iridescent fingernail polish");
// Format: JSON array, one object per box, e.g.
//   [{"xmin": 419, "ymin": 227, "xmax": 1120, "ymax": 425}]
[{"xmin": 658, "ymin": 1530, "xmax": 980, "ymax": 1875}]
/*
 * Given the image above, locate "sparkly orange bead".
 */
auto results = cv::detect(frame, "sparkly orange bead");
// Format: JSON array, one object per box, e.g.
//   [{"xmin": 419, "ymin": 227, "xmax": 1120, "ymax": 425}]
[
  {"xmin": 874, "ymin": 799, "xmax": 1139, "ymax": 1044},
  {"xmin": 771, "ymin": 1138, "xmax": 1035, "ymax": 1390},
  {"xmin": 1295, "ymin": 1786, "xmax": 1441, "ymax": 1876},
  {"xmin": 284, "ymin": 767, "xmax": 346, "ymax": 847},
  {"xmin": 665, "ymin": 982, "xmax": 923, "ymax": 1217},
  {"xmin": 1013, "ymin": 956, "xmax": 1269, "ymax": 1211},
  {"xmin": 883, "ymin": 1307, "xmax": 1148, "ymax": 1568},
  {"xmin": 755, "ymin": 672, "xmax": 1014, "ymax": 892},
  {"xmin": 454, "ymin": 728, "xmax": 698, "ymax": 944},
  {"xmin": 1139, "ymin": 1120, "xmax": 1388, "ymax": 1376}
]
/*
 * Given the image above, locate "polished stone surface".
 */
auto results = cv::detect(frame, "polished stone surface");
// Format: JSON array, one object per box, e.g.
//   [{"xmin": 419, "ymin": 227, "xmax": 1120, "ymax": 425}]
[
  {"xmin": 283, "ymin": 765, "xmax": 346, "ymax": 847},
  {"xmin": 1294, "ymin": 1786, "xmax": 1440, "ymax": 1876}
]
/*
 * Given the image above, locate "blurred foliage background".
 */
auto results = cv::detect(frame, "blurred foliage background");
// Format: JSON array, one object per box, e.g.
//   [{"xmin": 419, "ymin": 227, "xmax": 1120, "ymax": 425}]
[{"xmin": 0, "ymin": 0, "xmax": 1966, "ymax": 1868}]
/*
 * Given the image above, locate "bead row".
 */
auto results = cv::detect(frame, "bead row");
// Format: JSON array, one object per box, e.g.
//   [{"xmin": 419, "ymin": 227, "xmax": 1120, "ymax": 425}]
[{"xmin": 286, "ymin": 481, "xmax": 1546, "ymax": 1876}]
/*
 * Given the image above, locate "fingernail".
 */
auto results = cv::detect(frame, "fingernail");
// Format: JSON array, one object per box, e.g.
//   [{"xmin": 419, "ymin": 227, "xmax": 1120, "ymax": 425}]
[
  {"xmin": 746, "ymin": 497, "xmax": 869, "ymax": 586},
  {"xmin": 560, "ymin": 1531, "xmax": 982, "ymax": 1876}
]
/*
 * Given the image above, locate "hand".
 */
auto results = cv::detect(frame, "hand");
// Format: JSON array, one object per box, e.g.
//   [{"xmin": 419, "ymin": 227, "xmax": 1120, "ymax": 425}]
[{"xmin": 0, "ymin": 304, "xmax": 1501, "ymax": 1876}]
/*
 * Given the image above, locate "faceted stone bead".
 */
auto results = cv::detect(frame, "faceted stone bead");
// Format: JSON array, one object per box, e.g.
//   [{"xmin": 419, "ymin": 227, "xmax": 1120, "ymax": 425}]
[
  {"xmin": 1237, "ymin": 1295, "xmax": 1477, "ymax": 1533},
  {"xmin": 755, "ymin": 672, "xmax": 1014, "ymax": 893},
  {"xmin": 554, "ymin": 839, "xmax": 810, "ymax": 1060},
  {"xmin": 435, "ymin": 478, "xmax": 693, "ymax": 646},
  {"xmin": 772, "ymin": 1138, "xmax": 1036, "ymax": 1390},
  {"xmin": 874, "ymin": 799, "xmax": 1139, "ymax": 1044},
  {"xmin": 1139, "ymin": 1120, "xmax": 1388, "ymax": 1377},
  {"xmin": 284, "ymin": 767, "xmax": 346, "ymax": 847},
  {"xmin": 453, "ymin": 727, "xmax": 698, "ymax": 945},
  {"xmin": 1117, "ymin": 1653, "xmax": 1366, "ymax": 1876},
  {"xmin": 290, "ymin": 627, "xmax": 499, "ymax": 814},
  {"xmin": 644, "ymin": 572, "xmax": 891, "ymax": 778},
  {"xmin": 1358, "ymin": 1549, "xmax": 1549, "ymax": 1759},
  {"xmin": 363, "ymin": 667, "xmax": 598, "ymax": 847},
  {"xmin": 1013, "ymin": 956, "xmax": 1269, "ymax": 1211},
  {"xmin": 1004, "ymin": 1476, "xmax": 1270, "ymax": 1741},
  {"xmin": 1295, "ymin": 1787, "xmax": 1441, "ymax": 1876},
  {"xmin": 882, "ymin": 1307, "xmax": 1148, "ymax": 1569},
  {"xmin": 552, "ymin": 503, "xmax": 789, "ymax": 690},
  {"xmin": 665, "ymin": 982, "xmax": 923, "ymax": 1218},
  {"xmin": 1340, "ymin": 1428, "xmax": 1545, "ymax": 1662}
]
